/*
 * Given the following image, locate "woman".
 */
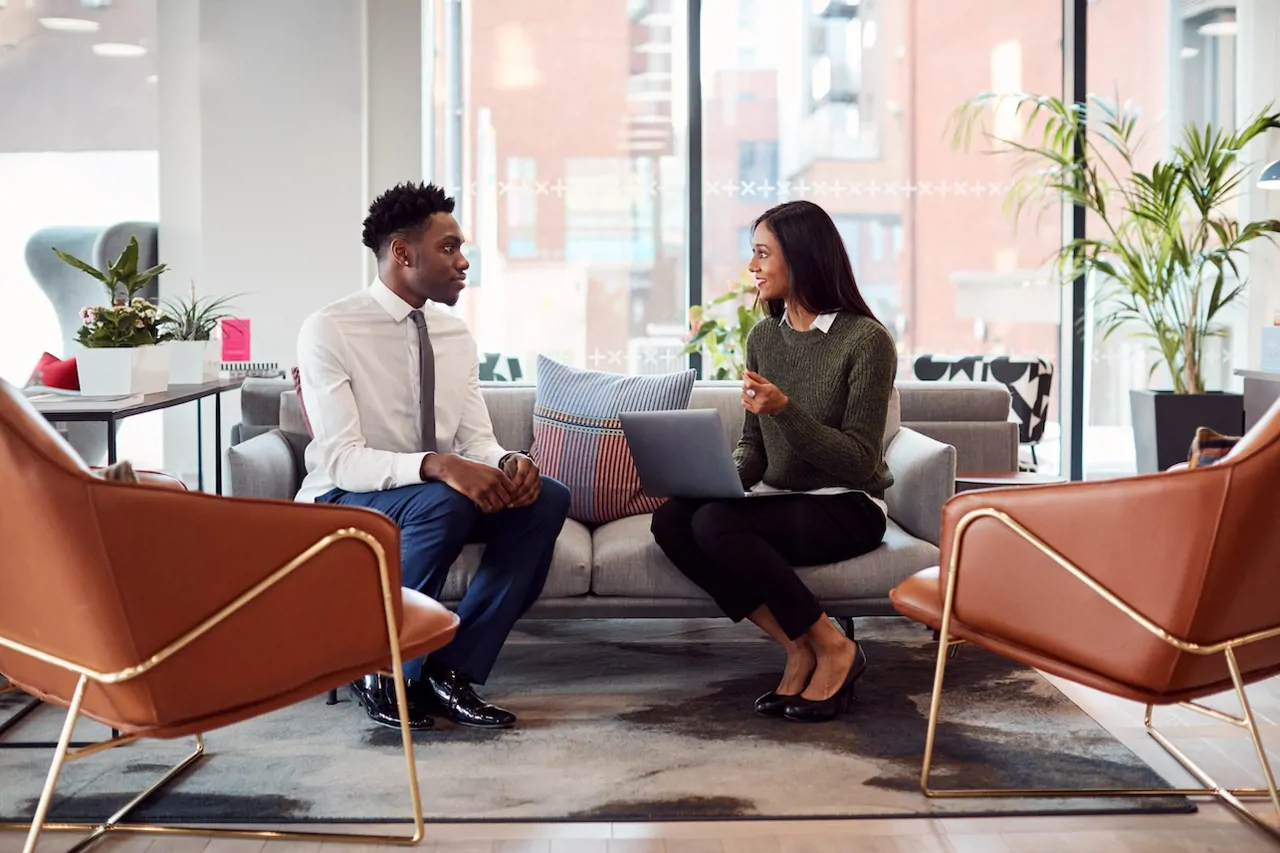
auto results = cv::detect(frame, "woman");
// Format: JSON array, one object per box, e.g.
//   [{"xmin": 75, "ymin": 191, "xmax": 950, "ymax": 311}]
[{"xmin": 651, "ymin": 199, "xmax": 896, "ymax": 723}]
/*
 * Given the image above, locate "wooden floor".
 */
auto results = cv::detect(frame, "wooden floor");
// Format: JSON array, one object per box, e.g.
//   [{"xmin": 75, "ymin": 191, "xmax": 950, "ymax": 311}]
[{"xmin": 2, "ymin": 673, "xmax": 1277, "ymax": 852}]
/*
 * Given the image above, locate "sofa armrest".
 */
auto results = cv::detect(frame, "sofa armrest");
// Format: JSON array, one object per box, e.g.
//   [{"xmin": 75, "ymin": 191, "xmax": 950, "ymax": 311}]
[
  {"xmin": 91, "ymin": 468, "xmax": 188, "ymax": 490},
  {"xmin": 134, "ymin": 470, "xmax": 187, "ymax": 490},
  {"xmin": 884, "ymin": 426, "xmax": 955, "ymax": 545},
  {"xmin": 226, "ymin": 429, "xmax": 302, "ymax": 500}
]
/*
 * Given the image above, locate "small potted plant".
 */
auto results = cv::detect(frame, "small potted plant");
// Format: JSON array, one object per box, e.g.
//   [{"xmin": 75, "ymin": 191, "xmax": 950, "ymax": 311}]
[
  {"xmin": 682, "ymin": 268, "xmax": 766, "ymax": 380},
  {"xmin": 56, "ymin": 237, "xmax": 171, "ymax": 396},
  {"xmin": 161, "ymin": 282, "xmax": 239, "ymax": 384}
]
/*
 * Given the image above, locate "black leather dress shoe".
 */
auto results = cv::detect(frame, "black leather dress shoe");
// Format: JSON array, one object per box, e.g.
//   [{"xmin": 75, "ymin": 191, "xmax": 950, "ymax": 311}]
[
  {"xmin": 420, "ymin": 667, "xmax": 516, "ymax": 729},
  {"xmin": 783, "ymin": 642, "xmax": 868, "ymax": 723},
  {"xmin": 350, "ymin": 674, "xmax": 434, "ymax": 731},
  {"xmin": 754, "ymin": 690, "xmax": 801, "ymax": 717}
]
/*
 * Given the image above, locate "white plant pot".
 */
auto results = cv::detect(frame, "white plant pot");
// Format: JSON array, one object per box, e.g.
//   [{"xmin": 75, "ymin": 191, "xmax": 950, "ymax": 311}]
[
  {"xmin": 76, "ymin": 345, "xmax": 171, "ymax": 396},
  {"xmin": 166, "ymin": 340, "xmax": 220, "ymax": 385}
]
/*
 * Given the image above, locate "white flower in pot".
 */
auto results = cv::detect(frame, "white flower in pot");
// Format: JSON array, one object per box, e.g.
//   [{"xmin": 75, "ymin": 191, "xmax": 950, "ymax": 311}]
[
  {"xmin": 56, "ymin": 237, "xmax": 171, "ymax": 396},
  {"xmin": 161, "ymin": 282, "xmax": 240, "ymax": 385}
]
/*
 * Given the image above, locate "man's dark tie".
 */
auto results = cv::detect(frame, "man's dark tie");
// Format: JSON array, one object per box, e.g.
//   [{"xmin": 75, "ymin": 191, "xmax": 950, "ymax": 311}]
[{"xmin": 409, "ymin": 309, "xmax": 437, "ymax": 452}]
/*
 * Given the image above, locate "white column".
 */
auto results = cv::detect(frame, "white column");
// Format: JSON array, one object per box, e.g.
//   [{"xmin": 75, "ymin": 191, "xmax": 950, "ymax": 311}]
[
  {"xmin": 158, "ymin": 0, "xmax": 423, "ymax": 488},
  {"xmin": 1238, "ymin": 0, "xmax": 1280, "ymax": 370},
  {"xmin": 364, "ymin": 0, "xmax": 424, "ymax": 283}
]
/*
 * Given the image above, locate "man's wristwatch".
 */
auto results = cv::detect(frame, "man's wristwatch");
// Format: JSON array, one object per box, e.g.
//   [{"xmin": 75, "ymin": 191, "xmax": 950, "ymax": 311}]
[{"xmin": 499, "ymin": 450, "xmax": 532, "ymax": 470}]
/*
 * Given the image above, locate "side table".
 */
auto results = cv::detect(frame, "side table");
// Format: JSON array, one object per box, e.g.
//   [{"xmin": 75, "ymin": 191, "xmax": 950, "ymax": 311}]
[
  {"xmin": 29, "ymin": 378, "xmax": 243, "ymax": 494},
  {"xmin": 956, "ymin": 470, "xmax": 1067, "ymax": 492}
]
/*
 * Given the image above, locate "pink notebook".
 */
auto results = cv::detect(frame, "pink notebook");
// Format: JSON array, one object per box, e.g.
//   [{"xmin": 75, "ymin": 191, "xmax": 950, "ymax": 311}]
[{"xmin": 221, "ymin": 319, "xmax": 251, "ymax": 361}]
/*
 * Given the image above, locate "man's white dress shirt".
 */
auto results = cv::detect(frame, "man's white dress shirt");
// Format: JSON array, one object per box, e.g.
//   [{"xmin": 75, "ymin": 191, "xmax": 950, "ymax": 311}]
[{"xmin": 295, "ymin": 278, "xmax": 510, "ymax": 504}]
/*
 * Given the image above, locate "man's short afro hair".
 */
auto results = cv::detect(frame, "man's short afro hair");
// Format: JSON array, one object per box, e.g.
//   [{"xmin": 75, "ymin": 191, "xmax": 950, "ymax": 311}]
[{"xmin": 362, "ymin": 181, "xmax": 456, "ymax": 259}]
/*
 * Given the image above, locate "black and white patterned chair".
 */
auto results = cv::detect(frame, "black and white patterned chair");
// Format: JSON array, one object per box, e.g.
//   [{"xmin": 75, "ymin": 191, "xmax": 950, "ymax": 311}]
[
  {"xmin": 479, "ymin": 353, "xmax": 524, "ymax": 382},
  {"xmin": 913, "ymin": 354, "xmax": 1055, "ymax": 469}
]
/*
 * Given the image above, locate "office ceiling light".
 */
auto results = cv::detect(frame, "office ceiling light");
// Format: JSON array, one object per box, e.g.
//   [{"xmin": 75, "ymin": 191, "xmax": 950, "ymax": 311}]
[
  {"xmin": 1198, "ymin": 20, "xmax": 1237, "ymax": 35},
  {"xmin": 1198, "ymin": 12, "xmax": 1237, "ymax": 37},
  {"xmin": 38, "ymin": 17, "xmax": 101, "ymax": 32},
  {"xmin": 1260, "ymin": 160, "xmax": 1280, "ymax": 191},
  {"xmin": 625, "ymin": 127, "xmax": 670, "ymax": 139},
  {"xmin": 92, "ymin": 42, "xmax": 147, "ymax": 57},
  {"xmin": 1180, "ymin": 46, "xmax": 1200, "ymax": 59},
  {"xmin": 639, "ymin": 12, "xmax": 673, "ymax": 27}
]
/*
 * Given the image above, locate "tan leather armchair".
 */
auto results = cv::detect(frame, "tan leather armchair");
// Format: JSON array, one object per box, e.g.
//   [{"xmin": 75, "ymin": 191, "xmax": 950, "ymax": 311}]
[
  {"xmin": 0, "ymin": 380, "xmax": 459, "ymax": 851},
  {"xmin": 890, "ymin": 397, "xmax": 1280, "ymax": 844}
]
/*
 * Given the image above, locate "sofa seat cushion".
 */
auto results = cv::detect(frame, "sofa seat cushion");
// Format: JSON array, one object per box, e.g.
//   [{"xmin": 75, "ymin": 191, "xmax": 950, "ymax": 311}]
[
  {"xmin": 589, "ymin": 513, "xmax": 940, "ymax": 600},
  {"xmin": 440, "ymin": 518, "xmax": 591, "ymax": 602}
]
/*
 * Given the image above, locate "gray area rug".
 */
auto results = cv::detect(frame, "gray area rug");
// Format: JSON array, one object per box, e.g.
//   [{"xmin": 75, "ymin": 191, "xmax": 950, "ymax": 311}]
[{"xmin": 0, "ymin": 618, "xmax": 1191, "ymax": 822}]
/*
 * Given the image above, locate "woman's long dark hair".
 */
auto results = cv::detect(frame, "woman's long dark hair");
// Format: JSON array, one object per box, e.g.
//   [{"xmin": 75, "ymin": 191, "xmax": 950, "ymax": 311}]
[{"xmin": 752, "ymin": 200, "xmax": 881, "ymax": 325}]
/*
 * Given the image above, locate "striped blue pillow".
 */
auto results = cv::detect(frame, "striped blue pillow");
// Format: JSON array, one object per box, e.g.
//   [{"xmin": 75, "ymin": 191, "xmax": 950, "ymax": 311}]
[{"xmin": 529, "ymin": 355, "xmax": 695, "ymax": 524}]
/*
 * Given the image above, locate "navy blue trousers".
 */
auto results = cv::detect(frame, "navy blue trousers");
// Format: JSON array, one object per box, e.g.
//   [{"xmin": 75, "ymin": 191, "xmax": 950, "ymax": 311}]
[{"xmin": 318, "ymin": 475, "xmax": 570, "ymax": 683}]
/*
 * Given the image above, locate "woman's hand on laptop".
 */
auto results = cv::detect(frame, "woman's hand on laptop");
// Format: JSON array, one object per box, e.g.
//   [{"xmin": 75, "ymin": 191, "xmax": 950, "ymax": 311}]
[{"xmin": 742, "ymin": 370, "xmax": 789, "ymax": 416}]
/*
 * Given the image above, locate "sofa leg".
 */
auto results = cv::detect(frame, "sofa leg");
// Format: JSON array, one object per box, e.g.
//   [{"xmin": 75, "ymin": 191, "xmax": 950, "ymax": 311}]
[
  {"xmin": 838, "ymin": 618, "xmax": 855, "ymax": 640},
  {"xmin": 325, "ymin": 688, "xmax": 338, "ymax": 706}
]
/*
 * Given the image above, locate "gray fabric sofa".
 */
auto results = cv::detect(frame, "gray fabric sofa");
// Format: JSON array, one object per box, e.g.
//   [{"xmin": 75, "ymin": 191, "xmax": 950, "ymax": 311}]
[{"xmin": 226, "ymin": 379, "xmax": 1016, "ymax": 620}]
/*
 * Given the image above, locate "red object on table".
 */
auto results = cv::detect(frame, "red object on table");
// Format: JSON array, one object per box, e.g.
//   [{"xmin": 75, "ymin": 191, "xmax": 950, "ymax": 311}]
[{"xmin": 27, "ymin": 353, "xmax": 79, "ymax": 391}]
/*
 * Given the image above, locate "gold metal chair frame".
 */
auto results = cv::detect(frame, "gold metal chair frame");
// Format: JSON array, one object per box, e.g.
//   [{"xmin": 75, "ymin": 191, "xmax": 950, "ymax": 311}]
[
  {"xmin": 922, "ymin": 507, "xmax": 1280, "ymax": 844},
  {"xmin": 0, "ymin": 527, "xmax": 428, "ymax": 853}
]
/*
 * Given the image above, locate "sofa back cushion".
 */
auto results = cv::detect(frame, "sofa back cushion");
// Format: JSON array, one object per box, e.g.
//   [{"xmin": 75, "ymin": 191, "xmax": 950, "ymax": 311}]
[
  {"xmin": 272, "ymin": 373, "xmax": 906, "ymax": 498},
  {"xmin": 280, "ymin": 390, "xmax": 311, "ymax": 438},
  {"xmin": 481, "ymin": 382, "xmax": 901, "ymax": 455},
  {"xmin": 895, "ymin": 379, "xmax": 1009, "ymax": 422}
]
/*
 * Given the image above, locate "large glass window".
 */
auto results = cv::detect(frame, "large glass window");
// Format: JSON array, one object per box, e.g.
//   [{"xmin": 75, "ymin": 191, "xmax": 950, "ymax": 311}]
[
  {"xmin": 431, "ymin": 0, "xmax": 690, "ymax": 380},
  {"xmin": 0, "ymin": 0, "xmax": 161, "ymax": 466},
  {"xmin": 701, "ymin": 0, "xmax": 1064, "ymax": 473},
  {"xmin": 420, "ymin": 1, "xmax": 1244, "ymax": 480},
  {"xmin": 1082, "ymin": 0, "xmax": 1232, "ymax": 478}
]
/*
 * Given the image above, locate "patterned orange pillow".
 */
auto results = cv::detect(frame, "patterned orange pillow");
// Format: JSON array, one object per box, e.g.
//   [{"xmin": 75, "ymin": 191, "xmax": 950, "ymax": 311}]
[
  {"xmin": 291, "ymin": 365, "xmax": 314, "ymax": 438},
  {"xmin": 1187, "ymin": 427, "xmax": 1240, "ymax": 469}
]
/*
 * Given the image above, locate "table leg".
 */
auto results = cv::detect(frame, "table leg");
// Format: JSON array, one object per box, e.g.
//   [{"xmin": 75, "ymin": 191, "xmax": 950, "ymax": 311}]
[
  {"xmin": 197, "ymin": 398, "xmax": 204, "ymax": 492},
  {"xmin": 0, "ymin": 694, "xmax": 110, "ymax": 749},
  {"xmin": 106, "ymin": 419, "xmax": 117, "ymax": 465},
  {"xmin": 0, "ymin": 695, "xmax": 40, "ymax": 739},
  {"xmin": 215, "ymin": 392, "xmax": 223, "ymax": 495}
]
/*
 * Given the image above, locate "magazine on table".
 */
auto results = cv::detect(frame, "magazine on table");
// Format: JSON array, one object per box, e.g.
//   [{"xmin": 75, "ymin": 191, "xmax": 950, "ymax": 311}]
[{"xmin": 22, "ymin": 386, "xmax": 146, "ymax": 408}]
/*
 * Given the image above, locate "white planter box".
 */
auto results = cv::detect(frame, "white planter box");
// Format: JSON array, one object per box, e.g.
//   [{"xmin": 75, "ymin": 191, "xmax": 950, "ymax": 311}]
[
  {"xmin": 76, "ymin": 344, "xmax": 171, "ymax": 396},
  {"xmin": 166, "ymin": 340, "xmax": 220, "ymax": 385}
]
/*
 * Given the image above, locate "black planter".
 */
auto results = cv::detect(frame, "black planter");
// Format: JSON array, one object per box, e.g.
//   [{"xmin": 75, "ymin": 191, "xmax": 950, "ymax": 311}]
[{"xmin": 1129, "ymin": 390, "xmax": 1244, "ymax": 474}]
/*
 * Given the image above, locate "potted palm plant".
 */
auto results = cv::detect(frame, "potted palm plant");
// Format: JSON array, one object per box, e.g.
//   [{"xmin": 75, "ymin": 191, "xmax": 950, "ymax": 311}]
[
  {"xmin": 161, "ymin": 283, "xmax": 238, "ymax": 384},
  {"xmin": 55, "ymin": 237, "xmax": 171, "ymax": 396},
  {"xmin": 951, "ymin": 93, "xmax": 1280, "ymax": 472}
]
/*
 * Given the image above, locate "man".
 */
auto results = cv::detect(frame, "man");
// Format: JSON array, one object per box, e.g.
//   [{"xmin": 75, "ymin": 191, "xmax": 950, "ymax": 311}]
[{"xmin": 295, "ymin": 181, "xmax": 570, "ymax": 731}]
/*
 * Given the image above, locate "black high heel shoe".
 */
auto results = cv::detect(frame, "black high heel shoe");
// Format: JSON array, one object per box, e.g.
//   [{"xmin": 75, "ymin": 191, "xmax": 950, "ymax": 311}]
[
  {"xmin": 782, "ymin": 642, "xmax": 867, "ymax": 723},
  {"xmin": 754, "ymin": 689, "xmax": 800, "ymax": 717}
]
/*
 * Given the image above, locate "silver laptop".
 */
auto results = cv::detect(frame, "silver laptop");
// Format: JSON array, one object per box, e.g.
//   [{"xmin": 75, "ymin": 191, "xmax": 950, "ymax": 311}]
[{"xmin": 620, "ymin": 408, "xmax": 794, "ymax": 500}]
